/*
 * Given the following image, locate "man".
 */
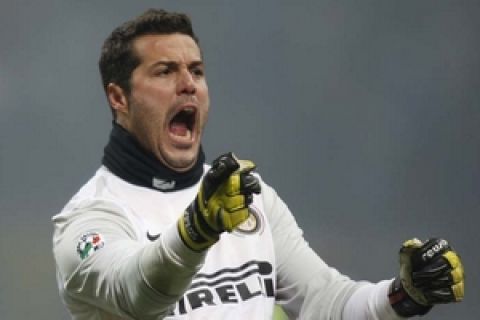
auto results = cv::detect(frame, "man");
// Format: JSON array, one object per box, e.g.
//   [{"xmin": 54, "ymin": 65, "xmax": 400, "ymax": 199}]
[{"xmin": 52, "ymin": 9, "xmax": 464, "ymax": 319}]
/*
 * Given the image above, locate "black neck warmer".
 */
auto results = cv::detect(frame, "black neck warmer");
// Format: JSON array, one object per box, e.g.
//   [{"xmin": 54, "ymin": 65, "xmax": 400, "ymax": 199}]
[{"xmin": 102, "ymin": 122, "xmax": 205, "ymax": 192}]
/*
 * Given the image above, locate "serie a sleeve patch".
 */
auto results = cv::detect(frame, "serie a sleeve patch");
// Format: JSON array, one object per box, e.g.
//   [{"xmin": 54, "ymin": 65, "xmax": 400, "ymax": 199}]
[{"xmin": 77, "ymin": 232, "xmax": 105, "ymax": 260}]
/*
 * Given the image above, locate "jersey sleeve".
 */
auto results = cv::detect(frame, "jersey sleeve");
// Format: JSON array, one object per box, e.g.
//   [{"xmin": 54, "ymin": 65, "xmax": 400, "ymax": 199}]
[
  {"xmin": 261, "ymin": 181, "xmax": 400, "ymax": 319},
  {"xmin": 53, "ymin": 199, "xmax": 206, "ymax": 319},
  {"xmin": 341, "ymin": 280, "xmax": 403, "ymax": 320}
]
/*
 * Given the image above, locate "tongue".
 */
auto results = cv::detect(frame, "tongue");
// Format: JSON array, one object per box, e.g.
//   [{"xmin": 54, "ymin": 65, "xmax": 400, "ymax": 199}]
[{"xmin": 169, "ymin": 122, "xmax": 189, "ymax": 136}]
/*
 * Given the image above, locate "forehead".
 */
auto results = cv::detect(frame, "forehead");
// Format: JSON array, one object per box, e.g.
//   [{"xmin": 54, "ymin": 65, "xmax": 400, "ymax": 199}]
[{"xmin": 132, "ymin": 33, "xmax": 202, "ymax": 64}]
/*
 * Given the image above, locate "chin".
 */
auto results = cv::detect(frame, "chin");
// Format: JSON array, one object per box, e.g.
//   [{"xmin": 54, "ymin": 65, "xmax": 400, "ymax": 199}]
[{"xmin": 163, "ymin": 150, "xmax": 198, "ymax": 172}]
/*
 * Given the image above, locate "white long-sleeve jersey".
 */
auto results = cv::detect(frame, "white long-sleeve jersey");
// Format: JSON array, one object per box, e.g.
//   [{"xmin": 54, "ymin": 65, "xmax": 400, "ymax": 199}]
[{"xmin": 52, "ymin": 166, "xmax": 402, "ymax": 319}]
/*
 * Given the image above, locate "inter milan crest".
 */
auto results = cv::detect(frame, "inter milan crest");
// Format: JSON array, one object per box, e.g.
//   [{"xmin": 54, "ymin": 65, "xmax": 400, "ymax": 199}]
[{"xmin": 234, "ymin": 205, "xmax": 264, "ymax": 235}]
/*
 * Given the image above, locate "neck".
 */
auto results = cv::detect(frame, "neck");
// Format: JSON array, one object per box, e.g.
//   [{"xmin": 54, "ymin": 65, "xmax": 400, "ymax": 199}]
[{"xmin": 102, "ymin": 122, "xmax": 205, "ymax": 192}]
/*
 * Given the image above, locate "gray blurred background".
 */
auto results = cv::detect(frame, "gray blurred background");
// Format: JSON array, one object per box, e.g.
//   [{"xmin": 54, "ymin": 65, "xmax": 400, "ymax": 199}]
[{"xmin": 1, "ymin": 1, "xmax": 478, "ymax": 319}]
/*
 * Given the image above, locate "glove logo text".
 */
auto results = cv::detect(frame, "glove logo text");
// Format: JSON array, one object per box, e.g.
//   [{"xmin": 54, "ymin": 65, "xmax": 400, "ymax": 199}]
[{"xmin": 422, "ymin": 239, "xmax": 448, "ymax": 261}]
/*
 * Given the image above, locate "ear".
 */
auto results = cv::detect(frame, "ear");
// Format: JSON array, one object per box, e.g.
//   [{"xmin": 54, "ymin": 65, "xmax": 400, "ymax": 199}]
[{"xmin": 107, "ymin": 83, "xmax": 129, "ymax": 117}]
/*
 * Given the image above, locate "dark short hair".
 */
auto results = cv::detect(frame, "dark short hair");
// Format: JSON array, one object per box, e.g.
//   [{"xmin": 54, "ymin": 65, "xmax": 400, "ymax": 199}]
[{"xmin": 99, "ymin": 9, "xmax": 199, "ymax": 117}]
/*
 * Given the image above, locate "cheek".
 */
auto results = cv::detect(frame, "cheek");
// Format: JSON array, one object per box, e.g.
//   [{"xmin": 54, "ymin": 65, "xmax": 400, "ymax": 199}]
[
  {"xmin": 199, "ymin": 82, "xmax": 209, "ymax": 100},
  {"xmin": 132, "ymin": 78, "xmax": 172, "ymax": 106},
  {"xmin": 129, "ymin": 99, "xmax": 167, "ymax": 137},
  {"xmin": 199, "ymin": 97, "xmax": 209, "ymax": 125},
  {"xmin": 199, "ymin": 85, "xmax": 210, "ymax": 112},
  {"xmin": 131, "ymin": 87, "xmax": 168, "ymax": 114}
]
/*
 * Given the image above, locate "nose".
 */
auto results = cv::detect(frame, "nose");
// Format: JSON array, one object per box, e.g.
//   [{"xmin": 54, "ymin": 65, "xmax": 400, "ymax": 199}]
[{"xmin": 177, "ymin": 68, "xmax": 196, "ymax": 96}]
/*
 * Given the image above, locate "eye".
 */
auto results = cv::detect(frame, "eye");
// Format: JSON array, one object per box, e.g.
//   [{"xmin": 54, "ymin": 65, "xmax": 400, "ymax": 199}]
[
  {"xmin": 191, "ymin": 67, "xmax": 204, "ymax": 77},
  {"xmin": 153, "ymin": 68, "xmax": 172, "ymax": 77}
]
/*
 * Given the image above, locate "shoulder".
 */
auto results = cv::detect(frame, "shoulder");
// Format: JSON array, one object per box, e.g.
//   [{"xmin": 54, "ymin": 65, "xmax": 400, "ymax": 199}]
[
  {"xmin": 54, "ymin": 166, "xmax": 141, "ymax": 219},
  {"xmin": 52, "ymin": 166, "xmax": 141, "ymax": 244}
]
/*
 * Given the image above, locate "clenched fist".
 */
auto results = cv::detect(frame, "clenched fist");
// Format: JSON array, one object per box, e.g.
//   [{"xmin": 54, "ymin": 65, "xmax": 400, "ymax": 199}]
[
  {"xmin": 389, "ymin": 238, "xmax": 465, "ymax": 317},
  {"xmin": 178, "ymin": 153, "xmax": 261, "ymax": 251}
]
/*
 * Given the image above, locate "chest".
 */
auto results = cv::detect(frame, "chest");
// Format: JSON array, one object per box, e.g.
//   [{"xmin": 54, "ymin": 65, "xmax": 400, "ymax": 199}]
[{"xmin": 125, "ymin": 189, "xmax": 277, "ymax": 317}]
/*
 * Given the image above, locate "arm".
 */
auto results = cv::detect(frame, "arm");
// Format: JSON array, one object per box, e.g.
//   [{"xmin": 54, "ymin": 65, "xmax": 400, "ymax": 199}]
[
  {"xmin": 54, "ymin": 153, "xmax": 260, "ymax": 319},
  {"xmin": 343, "ymin": 238, "xmax": 465, "ymax": 318},
  {"xmin": 263, "ymin": 181, "xmax": 464, "ymax": 319},
  {"xmin": 53, "ymin": 200, "xmax": 206, "ymax": 319},
  {"xmin": 262, "ymin": 182, "xmax": 365, "ymax": 319}
]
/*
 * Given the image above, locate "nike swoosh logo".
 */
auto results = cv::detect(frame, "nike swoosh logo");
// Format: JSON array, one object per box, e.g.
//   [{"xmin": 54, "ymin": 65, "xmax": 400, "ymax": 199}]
[{"xmin": 146, "ymin": 231, "xmax": 161, "ymax": 241}]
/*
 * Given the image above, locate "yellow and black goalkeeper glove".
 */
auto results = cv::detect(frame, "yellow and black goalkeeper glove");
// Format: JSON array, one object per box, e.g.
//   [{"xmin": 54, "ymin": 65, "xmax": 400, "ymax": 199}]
[
  {"xmin": 389, "ymin": 238, "xmax": 465, "ymax": 317},
  {"xmin": 178, "ymin": 152, "xmax": 261, "ymax": 251}
]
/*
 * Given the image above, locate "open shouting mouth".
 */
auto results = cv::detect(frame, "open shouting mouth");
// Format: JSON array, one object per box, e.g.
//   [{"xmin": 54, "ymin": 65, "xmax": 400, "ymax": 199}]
[{"xmin": 168, "ymin": 105, "xmax": 197, "ymax": 145}]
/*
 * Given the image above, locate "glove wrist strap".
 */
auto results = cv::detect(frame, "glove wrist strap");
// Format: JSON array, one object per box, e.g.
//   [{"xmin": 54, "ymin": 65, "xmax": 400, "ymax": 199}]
[
  {"xmin": 389, "ymin": 278, "xmax": 432, "ymax": 318},
  {"xmin": 178, "ymin": 202, "xmax": 219, "ymax": 252}
]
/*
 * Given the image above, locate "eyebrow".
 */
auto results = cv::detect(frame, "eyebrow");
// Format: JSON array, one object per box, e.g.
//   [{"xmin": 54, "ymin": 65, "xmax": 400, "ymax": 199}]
[{"xmin": 149, "ymin": 60, "xmax": 204, "ymax": 70}]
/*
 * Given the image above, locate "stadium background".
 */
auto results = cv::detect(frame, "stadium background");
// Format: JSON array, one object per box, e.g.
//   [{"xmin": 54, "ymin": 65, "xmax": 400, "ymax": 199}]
[{"xmin": 1, "ymin": 1, "xmax": 479, "ymax": 319}]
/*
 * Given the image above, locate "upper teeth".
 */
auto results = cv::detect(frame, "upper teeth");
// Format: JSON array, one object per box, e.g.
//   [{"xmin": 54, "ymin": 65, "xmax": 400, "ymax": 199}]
[{"xmin": 183, "ymin": 107, "xmax": 194, "ymax": 114}]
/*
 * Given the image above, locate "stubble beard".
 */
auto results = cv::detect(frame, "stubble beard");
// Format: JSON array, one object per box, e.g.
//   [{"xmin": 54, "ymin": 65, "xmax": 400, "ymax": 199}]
[
  {"xmin": 128, "ymin": 98, "xmax": 202, "ymax": 172},
  {"xmin": 160, "ymin": 145, "xmax": 200, "ymax": 172}
]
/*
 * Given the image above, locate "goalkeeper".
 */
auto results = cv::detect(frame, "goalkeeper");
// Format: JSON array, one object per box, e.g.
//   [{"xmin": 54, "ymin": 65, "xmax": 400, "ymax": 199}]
[{"xmin": 52, "ymin": 9, "xmax": 464, "ymax": 320}]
